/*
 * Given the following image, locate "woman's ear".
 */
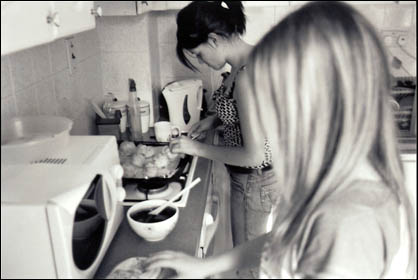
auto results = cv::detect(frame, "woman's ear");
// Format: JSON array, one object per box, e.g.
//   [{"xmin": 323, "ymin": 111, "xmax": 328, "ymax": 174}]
[{"xmin": 207, "ymin": 33, "xmax": 220, "ymax": 48}]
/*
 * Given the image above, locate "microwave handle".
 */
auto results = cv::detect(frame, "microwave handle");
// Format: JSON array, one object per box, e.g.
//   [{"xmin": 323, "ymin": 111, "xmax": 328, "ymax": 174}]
[{"xmin": 94, "ymin": 175, "xmax": 111, "ymax": 220}]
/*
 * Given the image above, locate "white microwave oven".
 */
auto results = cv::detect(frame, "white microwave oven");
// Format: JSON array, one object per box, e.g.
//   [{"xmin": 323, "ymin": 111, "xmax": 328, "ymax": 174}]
[{"xmin": 1, "ymin": 136, "xmax": 125, "ymax": 278}]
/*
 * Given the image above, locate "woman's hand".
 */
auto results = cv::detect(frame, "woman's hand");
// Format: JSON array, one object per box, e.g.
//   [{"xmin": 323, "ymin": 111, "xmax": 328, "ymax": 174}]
[
  {"xmin": 188, "ymin": 115, "xmax": 219, "ymax": 139},
  {"xmin": 144, "ymin": 251, "xmax": 211, "ymax": 279},
  {"xmin": 169, "ymin": 136, "xmax": 200, "ymax": 156}
]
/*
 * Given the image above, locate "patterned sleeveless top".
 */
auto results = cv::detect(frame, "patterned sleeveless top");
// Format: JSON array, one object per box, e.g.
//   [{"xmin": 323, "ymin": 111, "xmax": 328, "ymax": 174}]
[{"xmin": 212, "ymin": 70, "xmax": 272, "ymax": 169}]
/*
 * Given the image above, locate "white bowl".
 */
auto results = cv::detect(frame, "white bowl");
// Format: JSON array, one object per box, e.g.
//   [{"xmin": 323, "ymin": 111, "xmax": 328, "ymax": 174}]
[{"xmin": 127, "ymin": 200, "xmax": 179, "ymax": 242}]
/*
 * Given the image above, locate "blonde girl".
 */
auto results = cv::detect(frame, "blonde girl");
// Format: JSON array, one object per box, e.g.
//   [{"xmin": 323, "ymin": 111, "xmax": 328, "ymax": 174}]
[{"xmin": 146, "ymin": 2, "xmax": 416, "ymax": 278}]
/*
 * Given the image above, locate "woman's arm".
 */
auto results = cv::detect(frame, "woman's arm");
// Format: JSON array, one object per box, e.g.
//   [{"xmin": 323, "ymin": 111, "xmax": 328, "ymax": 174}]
[
  {"xmin": 170, "ymin": 74, "xmax": 267, "ymax": 167},
  {"xmin": 144, "ymin": 233, "xmax": 269, "ymax": 278}
]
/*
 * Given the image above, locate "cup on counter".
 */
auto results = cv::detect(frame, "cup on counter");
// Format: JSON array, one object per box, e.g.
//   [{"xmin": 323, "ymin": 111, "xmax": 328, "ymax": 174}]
[{"xmin": 154, "ymin": 121, "xmax": 181, "ymax": 142}]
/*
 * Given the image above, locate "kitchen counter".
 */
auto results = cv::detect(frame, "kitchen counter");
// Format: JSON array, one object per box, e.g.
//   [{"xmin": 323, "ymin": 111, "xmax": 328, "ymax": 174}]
[{"xmin": 94, "ymin": 131, "xmax": 215, "ymax": 279}]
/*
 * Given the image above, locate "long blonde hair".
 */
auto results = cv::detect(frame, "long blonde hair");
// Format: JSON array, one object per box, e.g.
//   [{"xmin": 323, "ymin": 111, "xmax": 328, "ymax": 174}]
[{"xmin": 247, "ymin": 1, "xmax": 416, "ymax": 277}]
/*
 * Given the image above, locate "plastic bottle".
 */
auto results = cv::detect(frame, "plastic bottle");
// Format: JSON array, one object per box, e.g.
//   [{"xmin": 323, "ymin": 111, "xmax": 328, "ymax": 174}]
[{"xmin": 128, "ymin": 79, "xmax": 142, "ymax": 141}]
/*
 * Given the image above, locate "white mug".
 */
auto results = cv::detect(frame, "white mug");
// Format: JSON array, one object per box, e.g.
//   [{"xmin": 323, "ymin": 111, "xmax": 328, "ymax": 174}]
[{"xmin": 154, "ymin": 121, "xmax": 181, "ymax": 142}]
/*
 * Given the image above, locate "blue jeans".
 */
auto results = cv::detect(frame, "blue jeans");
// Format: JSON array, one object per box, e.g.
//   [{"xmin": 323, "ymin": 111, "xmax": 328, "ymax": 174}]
[{"xmin": 228, "ymin": 167, "xmax": 280, "ymax": 278}]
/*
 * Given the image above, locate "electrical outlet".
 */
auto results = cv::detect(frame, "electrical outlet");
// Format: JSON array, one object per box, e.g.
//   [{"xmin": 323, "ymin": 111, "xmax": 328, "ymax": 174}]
[{"xmin": 381, "ymin": 30, "xmax": 408, "ymax": 47}]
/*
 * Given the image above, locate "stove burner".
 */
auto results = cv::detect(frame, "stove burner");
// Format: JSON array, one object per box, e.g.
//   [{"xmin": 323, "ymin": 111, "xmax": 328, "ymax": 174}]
[{"xmin": 137, "ymin": 184, "xmax": 169, "ymax": 195}]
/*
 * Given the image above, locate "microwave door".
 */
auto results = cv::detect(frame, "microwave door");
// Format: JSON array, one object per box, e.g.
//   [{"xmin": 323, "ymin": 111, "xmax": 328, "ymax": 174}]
[
  {"xmin": 94, "ymin": 174, "xmax": 114, "ymax": 221},
  {"xmin": 72, "ymin": 174, "xmax": 107, "ymax": 271}
]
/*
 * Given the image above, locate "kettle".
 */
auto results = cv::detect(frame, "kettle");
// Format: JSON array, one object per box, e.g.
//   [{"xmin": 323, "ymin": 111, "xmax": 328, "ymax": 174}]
[{"xmin": 162, "ymin": 79, "xmax": 203, "ymax": 132}]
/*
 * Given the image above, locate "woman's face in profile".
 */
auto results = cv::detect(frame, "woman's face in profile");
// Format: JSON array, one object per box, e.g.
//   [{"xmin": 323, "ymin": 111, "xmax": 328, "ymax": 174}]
[{"xmin": 188, "ymin": 42, "xmax": 226, "ymax": 70}]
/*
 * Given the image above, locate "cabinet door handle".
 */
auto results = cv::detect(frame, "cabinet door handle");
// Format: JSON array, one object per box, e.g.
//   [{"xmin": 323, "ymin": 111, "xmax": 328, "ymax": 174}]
[
  {"xmin": 46, "ymin": 12, "xmax": 60, "ymax": 27},
  {"xmin": 91, "ymin": 6, "xmax": 103, "ymax": 17}
]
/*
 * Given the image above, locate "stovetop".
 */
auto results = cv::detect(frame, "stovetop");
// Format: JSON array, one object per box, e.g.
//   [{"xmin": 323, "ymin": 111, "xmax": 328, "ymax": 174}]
[{"xmin": 122, "ymin": 156, "xmax": 198, "ymax": 208}]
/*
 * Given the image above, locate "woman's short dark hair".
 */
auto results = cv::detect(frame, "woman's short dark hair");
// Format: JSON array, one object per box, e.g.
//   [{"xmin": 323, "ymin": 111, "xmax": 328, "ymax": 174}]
[{"xmin": 176, "ymin": 1, "xmax": 246, "ymax": 71}]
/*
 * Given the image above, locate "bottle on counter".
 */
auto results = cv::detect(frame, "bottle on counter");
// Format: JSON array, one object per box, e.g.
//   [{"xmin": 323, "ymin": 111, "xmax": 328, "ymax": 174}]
[{"xmin": 128, "ymin": 79, "xmax": 142, "ymax": 141}]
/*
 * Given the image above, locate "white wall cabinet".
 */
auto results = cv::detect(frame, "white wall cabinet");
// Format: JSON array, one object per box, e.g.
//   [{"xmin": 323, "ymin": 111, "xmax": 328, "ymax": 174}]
[
  {"xmin": 93, "ymin": 1, "xmax": 136, "ymax": 16},
  {"xmin": 1, "ymin": 1, "xmax": 96, "ymax": 56},
  {"xmin": 1, "ymin": 2, "xmax": 56, "ymax": 56},
  {"xmin": 137, "ymin": 1, "xmax": 168, "ymax": 13},
  {"xmin": 137, "ymin": 1, "xmax": 193, "ymax": 13},
  {"xmin": 53, "ymin": 2, "xmax": 96, "ymax": 39},
  {"xmin": 93, "ymin": 1, "xmax": 190, "ymax": 16}
]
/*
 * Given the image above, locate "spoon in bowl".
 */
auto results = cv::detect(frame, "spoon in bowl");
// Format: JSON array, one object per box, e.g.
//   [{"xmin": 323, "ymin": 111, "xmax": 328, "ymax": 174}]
[{"xmin": 147, "ymin": 177, "xmax": 201, "ymax": 218}]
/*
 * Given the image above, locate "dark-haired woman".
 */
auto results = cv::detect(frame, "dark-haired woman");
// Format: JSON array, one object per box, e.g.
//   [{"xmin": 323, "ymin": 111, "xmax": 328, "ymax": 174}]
[{"xmin": 168, "ymin": 1, "xmax": 281, "ymax": 278}]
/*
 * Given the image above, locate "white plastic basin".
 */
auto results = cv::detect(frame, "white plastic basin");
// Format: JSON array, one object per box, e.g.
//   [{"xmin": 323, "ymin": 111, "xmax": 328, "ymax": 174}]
[{"xmin": 1, "ymin": 115, "xmax": 73, "ymax": 164}]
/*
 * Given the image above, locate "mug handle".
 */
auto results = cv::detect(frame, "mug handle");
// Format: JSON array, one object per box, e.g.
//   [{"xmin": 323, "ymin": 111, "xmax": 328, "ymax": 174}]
[{"xmin": 171, "ymin": 126, "xmax": 181, "ymax": 139}]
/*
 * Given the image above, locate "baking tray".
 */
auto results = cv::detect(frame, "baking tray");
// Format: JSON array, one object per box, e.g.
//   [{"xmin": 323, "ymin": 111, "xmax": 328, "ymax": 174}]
[{"xmin": 117, "ymin": 140, "xmax": 192, "ymax": 189}]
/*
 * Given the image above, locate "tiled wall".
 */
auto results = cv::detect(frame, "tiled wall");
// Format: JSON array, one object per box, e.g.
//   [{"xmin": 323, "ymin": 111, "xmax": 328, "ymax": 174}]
[
  {"xmin": 1, "ymin": 29, "xmax": 102, "ymax": 138},
  {"xmin": 96, "ymin": 11, "xmax": 224, "ymax": 124},
  {"xmin": 96, "ymin": 14, "xmax": 157, "ymax": 125}
]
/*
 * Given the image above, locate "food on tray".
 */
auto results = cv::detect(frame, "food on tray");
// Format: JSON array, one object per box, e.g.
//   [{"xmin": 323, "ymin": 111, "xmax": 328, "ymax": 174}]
[
  {"xmin": 144, "ymin": 162, "xmax": 158, "ymax": 177},
  {"xmin": 120, "ymin": 155, "xmax": 131, "ymax": 165},
  {"xmin": 157, "ymin": 168, "xmax": 171, "ymax": 177},
  {"xmin": 131, "ymin": 153, "xmax": 146, "ymax": 167},
  {"xmin": 106, "ymin": 257, "xmax": 161, "ymax": 279},
  {"xmin": 119, "ymin": 141, "xmax": 137, "ymax": 157},
  {"xmin": 153, "ymin": 153, "xmax": 170, "ymax": 169},
  {"xmin": 119, "ymin": 143, "xmax": 183, "ymax": 179},
  {"xmin": 136, "ymin": 144, "xmax": 148, "ymax": 155},
  {"xmin": 122, "ymin": 163, "xmax": 138, "ymax": 178},
  {"xmin": 137, "ymin": 144, "xmax": 155, "ymax": 158}
]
